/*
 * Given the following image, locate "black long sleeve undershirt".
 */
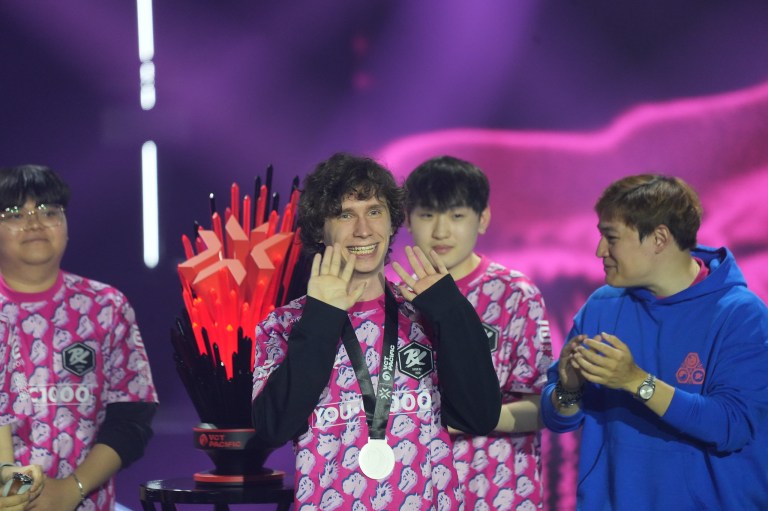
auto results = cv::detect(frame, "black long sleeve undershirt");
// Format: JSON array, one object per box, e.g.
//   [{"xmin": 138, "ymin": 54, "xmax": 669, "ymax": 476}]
[
  {"xmin": 95, "ymin": 401, "xmax": 157, "ymax": 468},
  {"xmin": 414, "ymin": 276, "xmax": 501, "ymax": 435},
  {"xmin": 251, "ymin": 276, "xmax": 501, "ymax": 447},
  {"xmin": 251, "ymin": 297, "xmax": 346, "ymax": 447}
]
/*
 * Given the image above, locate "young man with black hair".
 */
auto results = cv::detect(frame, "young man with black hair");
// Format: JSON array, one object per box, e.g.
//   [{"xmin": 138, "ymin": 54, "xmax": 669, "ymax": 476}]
[
  {"xmin": 0, "ymin": 165, "xmax": 158, "ymax": 511},
  {"xmin": 405, "ymin": 155, "xmax": 553, "ymax": 510},
  {"xmin": 251, "ymin": 152, "xmax": 501, "ymax": 510}
]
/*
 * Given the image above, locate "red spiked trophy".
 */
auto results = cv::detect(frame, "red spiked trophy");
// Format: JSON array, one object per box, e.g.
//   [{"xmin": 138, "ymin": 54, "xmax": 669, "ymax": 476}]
[{"xmin": 171, "ymin": 167, "xmax": 306, "ymax": 485}]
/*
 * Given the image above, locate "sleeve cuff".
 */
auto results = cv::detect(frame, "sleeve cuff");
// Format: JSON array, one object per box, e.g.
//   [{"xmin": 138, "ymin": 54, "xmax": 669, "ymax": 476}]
[{"xmin": 541, "ymin": 383, "xmax": 584, "ymax": 432}]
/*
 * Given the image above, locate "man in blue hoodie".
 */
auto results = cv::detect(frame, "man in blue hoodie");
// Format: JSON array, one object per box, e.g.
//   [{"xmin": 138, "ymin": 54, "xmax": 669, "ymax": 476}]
[{"xmin": 541, "ymin": 174, "xmax": 768, "ymax": 510}]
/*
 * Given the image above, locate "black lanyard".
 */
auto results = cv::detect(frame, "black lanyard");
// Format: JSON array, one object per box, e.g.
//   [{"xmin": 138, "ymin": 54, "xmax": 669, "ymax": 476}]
[{"xmin": 341, "ymin": 285, "xmax": 398, "ymax": 440}]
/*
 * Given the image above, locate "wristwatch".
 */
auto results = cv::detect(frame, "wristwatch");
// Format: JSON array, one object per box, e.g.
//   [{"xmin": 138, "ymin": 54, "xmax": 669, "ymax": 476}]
[
  {"xmin": 635, "ymin": 374, "xmax": 656, "ymax": 401},
  {"xmin": 555, "ymin": 381, "xmax": 583, "ymax": 407}
]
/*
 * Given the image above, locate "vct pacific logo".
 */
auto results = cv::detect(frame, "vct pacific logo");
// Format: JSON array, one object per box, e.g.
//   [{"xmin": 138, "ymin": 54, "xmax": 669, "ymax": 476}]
[
  {"xmin": 483, "ymin": 323, "xmax": 499, "ymax": 352},
  {"xmin": 397, "ymin": 342, "xmax": 434, "ymax": 380},
  {"xmin": 63, "ymin": 342, "xmax": 96, "ymax": 377}
]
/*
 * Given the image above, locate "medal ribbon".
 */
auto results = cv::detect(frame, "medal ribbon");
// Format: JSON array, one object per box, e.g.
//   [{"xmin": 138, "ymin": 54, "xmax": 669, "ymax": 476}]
[{"xmin": 341, "ymin": 285, "xmax": 398, "ymax": 440}]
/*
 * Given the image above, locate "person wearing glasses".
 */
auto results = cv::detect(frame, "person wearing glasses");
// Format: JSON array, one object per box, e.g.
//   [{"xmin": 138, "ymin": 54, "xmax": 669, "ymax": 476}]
[{"xmin": 0, "ymin": 165, "xmax": 158, "ymax": 511}]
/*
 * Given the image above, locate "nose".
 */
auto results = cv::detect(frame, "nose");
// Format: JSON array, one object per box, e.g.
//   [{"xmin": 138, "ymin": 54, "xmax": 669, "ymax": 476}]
[
  {"xmin": 353, "ymin": 215, "xmax": 371, "ymax": 237},
  {"xmin": 432, "ymin": 214, "xmax": 449, "ymax": 239},
  {"xmin": 595, "ymin": 237, "xmax": 609, "ymax": 258},
  {"xmin": 22, "ymin": 210, "xmax": 44, "ymax": 230}
]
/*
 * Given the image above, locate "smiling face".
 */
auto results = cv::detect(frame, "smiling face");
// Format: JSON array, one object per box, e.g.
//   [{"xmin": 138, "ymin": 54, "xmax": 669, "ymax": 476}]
[
  {"xmin": 596, "ymin": 217, "xmax": 657, "ymax": 288},
  {"xmin": 407, "ymin": 205, "xmax": 489, "ymax": 280},
  {"xmin": 322, "ymin": 194, "xmax": 393, "ymax": 280}
]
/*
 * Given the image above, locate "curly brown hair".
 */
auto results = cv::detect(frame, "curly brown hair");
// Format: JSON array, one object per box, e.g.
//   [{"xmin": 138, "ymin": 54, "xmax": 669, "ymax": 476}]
[{"xmin": 298, "ymin": 152, "xmax": 405, "ymax": 256}]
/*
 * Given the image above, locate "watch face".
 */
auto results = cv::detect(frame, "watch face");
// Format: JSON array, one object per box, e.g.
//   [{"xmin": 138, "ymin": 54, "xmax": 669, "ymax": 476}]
[{"xmin": 639, "ymin": 385, "xmax": 654, "ymax": 400}]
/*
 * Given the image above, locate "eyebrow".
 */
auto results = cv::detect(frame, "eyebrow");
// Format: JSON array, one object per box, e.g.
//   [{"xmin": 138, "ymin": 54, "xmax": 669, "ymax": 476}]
[
  {"xmin": 339, "ymin": 202, "xmax": 387, "ymax": 214},
  {"xmin": 597, "ymin": 223, "xmax": 617, "ymax": 234}
]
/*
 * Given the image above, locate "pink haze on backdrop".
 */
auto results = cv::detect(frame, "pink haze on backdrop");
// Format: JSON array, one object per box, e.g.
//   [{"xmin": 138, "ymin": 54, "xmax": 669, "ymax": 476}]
[
  {"xmin": 377, "ymin": 81, "xmax": 768, "ymax": 509},
  {"xmin": 381, "ymin": 79, "xmax": 768, "ymax": 343}
]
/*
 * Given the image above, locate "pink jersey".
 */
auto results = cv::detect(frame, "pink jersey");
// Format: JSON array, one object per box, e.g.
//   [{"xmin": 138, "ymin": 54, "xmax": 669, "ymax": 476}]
[
  {"xmin": 0, "ymin": 271, "xmax": 158, "ymax": 511},
  {"xmin": 452, "ymin": 257, "xmax": 552, "ymax": 511},
  {"xmin": 253, "ymin": 288, "xmax": 465, "ymax": 511}
]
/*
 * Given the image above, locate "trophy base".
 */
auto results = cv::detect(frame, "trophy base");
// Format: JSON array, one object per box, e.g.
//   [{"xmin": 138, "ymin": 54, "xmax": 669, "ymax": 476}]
[{"xmin": 193, "ymin": 468, "xmax": 285, "ymax": 486}]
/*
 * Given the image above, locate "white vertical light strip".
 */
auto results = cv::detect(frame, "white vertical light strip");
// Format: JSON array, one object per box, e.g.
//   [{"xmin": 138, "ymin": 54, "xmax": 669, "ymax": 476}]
[
  {"xmin": 139, "ymin": 62, "xmax": 156, "ymax": 110},
  {"xmin": 137, "ymin": 0, "xmax": 156, "ymax": 110},
  {"xmin": 137, "ymin": 0, "xmax": 154, "ymax": 61},
  {"xmin": 142, "ymin": 141, "xmax": 159, "ymax": 268}
]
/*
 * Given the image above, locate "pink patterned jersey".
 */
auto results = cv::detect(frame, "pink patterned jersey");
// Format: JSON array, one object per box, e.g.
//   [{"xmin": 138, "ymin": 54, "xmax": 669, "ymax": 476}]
[
  {"xmin": 253, "ymin": 288, "xmax": 465, "ymax": 511},
  {"xmin": 452, "ymin": 256, "xmax": 552, "ymax": 511},
  {"xmin": 0, "ymin": 271, "xmax": 158, "ymax": 511}
]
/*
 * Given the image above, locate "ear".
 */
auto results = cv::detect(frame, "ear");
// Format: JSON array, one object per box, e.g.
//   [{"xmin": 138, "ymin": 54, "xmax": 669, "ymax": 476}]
[
  {"xmin": 478, "ymin": 207, "xmax": 491, "ymax": 235},
  {"xmin": 652, "ymin": 225, "xmax": 672, "ymax": 253},
  {"xmin": 405, "ymin": 214, "xmax": 412, "ymax": 233}
]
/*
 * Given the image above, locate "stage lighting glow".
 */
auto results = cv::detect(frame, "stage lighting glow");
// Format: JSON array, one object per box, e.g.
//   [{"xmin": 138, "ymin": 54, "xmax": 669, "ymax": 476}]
[
  {"xmin": 142, "ymin": 140, "xmax": 159, "ymax": 269},
  {"xmin": 140, "ymin": 61, "xmax": 156, "ymax": 110},
  {"xmin": 137, "ymin": 0, "xmax": 154, "ymax": 61},
  {"xmin": 137, "ymin": 0, "xmax": 156, "ymax": 110}
]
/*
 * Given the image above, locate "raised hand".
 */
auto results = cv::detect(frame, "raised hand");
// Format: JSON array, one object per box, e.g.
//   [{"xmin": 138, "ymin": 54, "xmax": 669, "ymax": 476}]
[
  {"xmin": 392, "ymin": 246, "xmax": 449, "ymax": 302},
  {"xmin": 306, "ymin": 244, "xmax": 367, "ymax": 310}
]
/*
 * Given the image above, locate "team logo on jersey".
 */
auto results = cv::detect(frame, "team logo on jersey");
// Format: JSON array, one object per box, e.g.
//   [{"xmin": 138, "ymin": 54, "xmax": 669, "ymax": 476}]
[
  {"xmin": 63, "ymin": 342, "xmax": 96, "ymax": 377},
  {"xmin": 483, "ymin": 323, "xmax": 499, "ymax": 352},
  {"xmin": 397, "ymin": 342, "xmax": 434, "ymax": 380}
]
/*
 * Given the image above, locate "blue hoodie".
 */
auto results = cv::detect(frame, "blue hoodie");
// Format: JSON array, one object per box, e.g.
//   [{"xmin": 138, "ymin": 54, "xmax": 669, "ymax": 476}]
[{"xmin": 542, "ymin": 246, "xmax": 768, "ymax": 510}]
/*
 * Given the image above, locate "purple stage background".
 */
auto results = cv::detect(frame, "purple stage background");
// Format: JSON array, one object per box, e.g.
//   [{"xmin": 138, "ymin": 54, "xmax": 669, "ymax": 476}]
[{"xmin": 2, "ymin": 2, "xmax": 768, "ymax": 509}]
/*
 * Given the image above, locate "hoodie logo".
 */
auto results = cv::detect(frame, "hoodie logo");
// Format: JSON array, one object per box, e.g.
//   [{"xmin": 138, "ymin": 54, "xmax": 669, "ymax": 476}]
[{"xmin": 676, "ymin": 352, "xmax": 705, "ymax": 384}]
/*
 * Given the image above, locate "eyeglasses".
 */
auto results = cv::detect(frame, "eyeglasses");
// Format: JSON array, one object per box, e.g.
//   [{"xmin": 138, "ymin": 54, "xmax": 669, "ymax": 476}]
[{"xmin": 0, "ymin": 204, "xmax": 66, "ymax": 232}]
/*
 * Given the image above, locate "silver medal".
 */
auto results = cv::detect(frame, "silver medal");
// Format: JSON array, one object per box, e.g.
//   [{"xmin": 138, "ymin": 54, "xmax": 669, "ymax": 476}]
[{"xmin": 358, "ymin": 438, "xmax": 395, "ymax": 480}]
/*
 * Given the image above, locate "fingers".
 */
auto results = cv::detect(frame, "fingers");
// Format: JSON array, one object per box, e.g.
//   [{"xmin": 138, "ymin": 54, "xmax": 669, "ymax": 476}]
[
  {"xmin": 411, "ymin": 246, "xmax": 437, "ymax": 276},
  {"xmin": 318, "ymin": 243, "xmax": 342, "ymax": 276},
  {"xmin": 581, "ymin": 338, "xmax": 616, "ymax": 357},
  {"xmin": 427, "ymin": 249, "xmax": 448, "ymax": 274},
  {"xmin": 311, "ymin": 253, "xmax": 321, "ymax": 276},
  {"xmin": 328, "ymin": 243, "xmax": 342, "ymax": 276},
  {"xmin": 314, "ymin": 244, "xmax": 354, "ymax": 280},
  {"xmin": 391, "ymin": 261, "xmax": 414, "ymax": 288},
  {"xmin": 597, "ymin": 332, "xmax": 624, "ymax": 349},
  {"xmin": 318, "ymin": 245, "xmax": 333, "ymax": 274},
  {"xmin": 403, "ymin": 246, "xmax": 424, "ymax": 278},
  {"xmin": 396, "ymin": 282, "xmax": 416, "ymax": 302},
  {"xmin": 562, "ymin": 335, "xmax": 586, "ymax": 355},
  {"xmin": 29, "ymin": 471, "xmax": 44, "ymax": 495},
  {"xmin": 340, "ymin": 251, "xmax": 356, "ymax": 282}
]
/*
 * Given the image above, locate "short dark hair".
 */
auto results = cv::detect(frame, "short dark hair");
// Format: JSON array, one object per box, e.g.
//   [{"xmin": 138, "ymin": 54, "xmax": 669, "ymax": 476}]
[
  {"xmin": 298, "ymin": 153, "xmax": 405, "ymax": 255},
  {"xmin": 0, "ymin": 165, "xmax": 71, "ymax": 211},
  {"xmin": 595, "ymin": 174, "xmax": 702, "ymax": 250},
  {"xmin": 404, "ymin": 156, "xmax": 489, "ymax": 215}
]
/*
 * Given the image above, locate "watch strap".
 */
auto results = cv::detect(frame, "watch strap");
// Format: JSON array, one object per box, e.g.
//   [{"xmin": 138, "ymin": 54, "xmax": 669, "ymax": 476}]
[{"xmin": 555, "ymin": 381, "xmax": 583, "ymax": 407}]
